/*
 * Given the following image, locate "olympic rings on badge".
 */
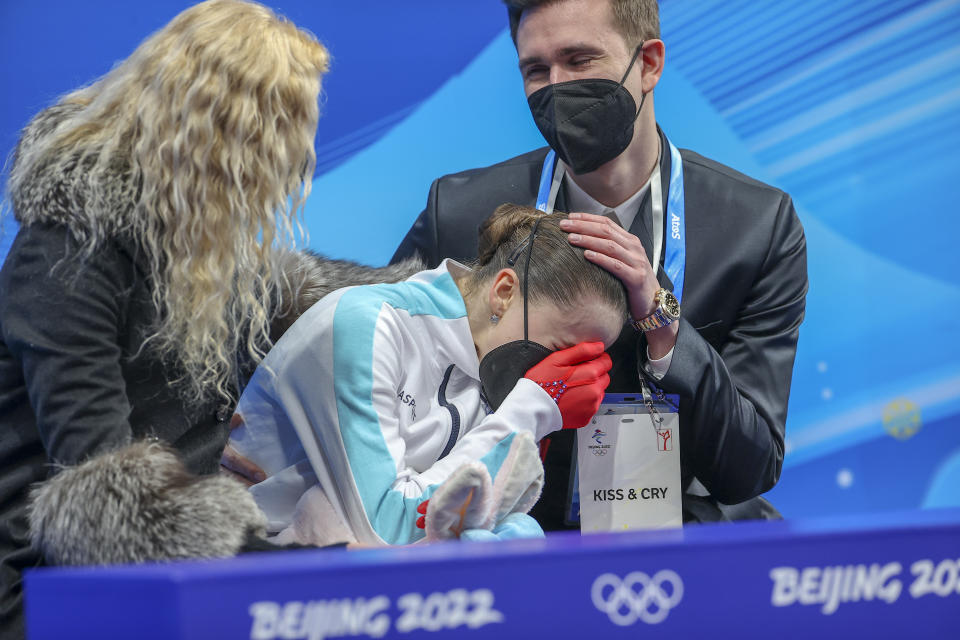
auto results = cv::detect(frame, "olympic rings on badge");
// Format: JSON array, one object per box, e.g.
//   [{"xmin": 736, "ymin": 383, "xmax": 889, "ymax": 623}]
[{"xmin": 591, "ymin": 570, "xmax": 684, "ymax": 626}]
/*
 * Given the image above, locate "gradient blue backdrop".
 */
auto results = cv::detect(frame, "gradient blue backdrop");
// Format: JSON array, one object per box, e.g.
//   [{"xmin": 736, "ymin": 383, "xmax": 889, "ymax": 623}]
[{"xmin": 2, "ymin": 0, "xmax": 959, "ymax": 518}]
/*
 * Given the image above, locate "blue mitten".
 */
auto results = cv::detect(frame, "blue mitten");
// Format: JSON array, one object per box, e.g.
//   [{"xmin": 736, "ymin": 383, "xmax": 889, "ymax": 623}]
[
  {"xmin": 491, "ymin": 512, "xmax": 545, "ymax": 540},
  {"xmin": 459, "ymin": 528, "xmax": 500, "ymax": 542},
  {"xmin": 460, "ymin": 513, "xmax": 545, "ymax": 542}
]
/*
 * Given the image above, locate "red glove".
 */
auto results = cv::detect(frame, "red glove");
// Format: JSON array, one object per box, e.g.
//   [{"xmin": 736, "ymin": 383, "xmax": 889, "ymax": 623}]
[{"xmin": 524, "ymin": 342, "xmax": 612, "ymax": 429}]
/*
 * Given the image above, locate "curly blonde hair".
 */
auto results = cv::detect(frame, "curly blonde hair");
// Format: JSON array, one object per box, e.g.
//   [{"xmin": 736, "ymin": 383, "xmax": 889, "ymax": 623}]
[{"xmin": 7, "ymin": 0, "xmax": 330, "ymax": 406}]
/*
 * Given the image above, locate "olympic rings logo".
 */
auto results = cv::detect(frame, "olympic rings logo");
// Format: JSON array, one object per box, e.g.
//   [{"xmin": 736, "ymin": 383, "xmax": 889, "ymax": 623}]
[{"xmin": 591, "ymin": 570, "xmax": 684, "ymax": 626}]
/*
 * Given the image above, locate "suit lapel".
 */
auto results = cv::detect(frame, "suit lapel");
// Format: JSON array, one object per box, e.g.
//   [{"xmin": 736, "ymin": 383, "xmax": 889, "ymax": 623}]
[
  {"xmin": 627, "ymin": 191, "xmax": 653, "ymax": 265},
  {"xmin": 628, "ymin": 126, "xmax": 674, "ymax": 291},
  {"xmin": 555, "ymin": 176, "xmax": 569, "ymax": 213}
]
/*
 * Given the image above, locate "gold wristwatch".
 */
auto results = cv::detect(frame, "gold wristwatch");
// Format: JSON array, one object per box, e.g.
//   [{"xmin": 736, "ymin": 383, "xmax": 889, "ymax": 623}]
[{"xmin": 631, "ymin": 288, "xmax": 681, "ymax": 332}]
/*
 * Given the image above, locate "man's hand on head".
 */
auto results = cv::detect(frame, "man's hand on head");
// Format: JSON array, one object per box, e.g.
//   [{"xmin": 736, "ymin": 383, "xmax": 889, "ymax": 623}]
[
  {"xmin": 560, "ymin": 211, "xmax": 678, "ymax": 358},
  {"xmin": 560, "ymin": 211, "xmax": 659, "ymax": 317}
]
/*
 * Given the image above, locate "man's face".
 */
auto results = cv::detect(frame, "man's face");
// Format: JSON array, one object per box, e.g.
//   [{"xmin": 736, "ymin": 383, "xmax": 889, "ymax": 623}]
[{"xmin": 516, "ymin": 0, "xmax": 641, "ymax": 101}]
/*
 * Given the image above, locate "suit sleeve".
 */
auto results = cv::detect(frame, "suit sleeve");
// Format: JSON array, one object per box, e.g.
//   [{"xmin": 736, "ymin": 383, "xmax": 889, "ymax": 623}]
[
  {"xmin": 645, "ymin": 194, "xmax": 808, "ymax": 504},
  {"xmin": 0, "ymin": 225, "xmax": 133, "ymax": 466},
  {"xmin": 390, "ymin": 179, "xmax": 441, "ymax": 268}
]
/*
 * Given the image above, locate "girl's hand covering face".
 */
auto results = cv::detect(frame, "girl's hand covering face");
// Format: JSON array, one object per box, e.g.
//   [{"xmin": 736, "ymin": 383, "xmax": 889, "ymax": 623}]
[{"xmin": 524, "ymin": 341, "xmax": 613, "ymax": 428}]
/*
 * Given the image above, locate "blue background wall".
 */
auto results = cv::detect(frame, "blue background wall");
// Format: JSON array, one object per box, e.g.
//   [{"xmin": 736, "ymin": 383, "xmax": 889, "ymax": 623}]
[{"xmin": 2, "ymin": 0, "xmax": 959, "ymax": 518}]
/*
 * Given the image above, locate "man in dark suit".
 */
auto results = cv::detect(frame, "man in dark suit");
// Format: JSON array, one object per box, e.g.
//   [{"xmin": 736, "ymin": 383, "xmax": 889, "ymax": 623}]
[{"xmin": 392, "ymin": 0, "xmax": 807, "ymax": 527}]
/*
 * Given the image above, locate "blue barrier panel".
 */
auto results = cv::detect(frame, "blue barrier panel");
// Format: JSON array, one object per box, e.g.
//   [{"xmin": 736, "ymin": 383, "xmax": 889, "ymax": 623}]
[{"xmin": 24, "ymin": 509, "xmax": 960, "ymax": 639}]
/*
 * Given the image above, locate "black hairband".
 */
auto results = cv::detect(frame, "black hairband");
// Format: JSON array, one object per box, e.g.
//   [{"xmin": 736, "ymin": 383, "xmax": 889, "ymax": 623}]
[{"xmin": 505, "ymin": 216, "xmax": 543, "ymax": 341}]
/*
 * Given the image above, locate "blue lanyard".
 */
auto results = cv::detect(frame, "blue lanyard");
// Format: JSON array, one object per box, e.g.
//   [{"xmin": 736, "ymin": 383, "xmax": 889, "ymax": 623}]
[
  {"xmin": 535, "ymin": 140, "xmax": 686, "ymax": 303},
  {"xmin": 535, "ymin": 150, "xmax": 558, "ymax": 212}
]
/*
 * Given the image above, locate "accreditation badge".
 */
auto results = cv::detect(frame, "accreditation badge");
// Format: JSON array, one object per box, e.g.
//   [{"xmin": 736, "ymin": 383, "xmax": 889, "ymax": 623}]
[{"xmin": 576, "ymin": 384, "xmax": 682, "ymax": 532}]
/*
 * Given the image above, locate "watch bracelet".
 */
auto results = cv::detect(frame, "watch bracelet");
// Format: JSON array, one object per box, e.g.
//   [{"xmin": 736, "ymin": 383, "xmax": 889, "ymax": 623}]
[{"xmin": 631, "ymin": 307, "xmax": 671, "ymax": 332}]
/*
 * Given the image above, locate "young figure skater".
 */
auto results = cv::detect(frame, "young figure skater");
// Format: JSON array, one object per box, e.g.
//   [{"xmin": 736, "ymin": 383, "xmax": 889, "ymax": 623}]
[{"xmin": 228, "ymin": 204, "xmax": 629, "ymax": 546}]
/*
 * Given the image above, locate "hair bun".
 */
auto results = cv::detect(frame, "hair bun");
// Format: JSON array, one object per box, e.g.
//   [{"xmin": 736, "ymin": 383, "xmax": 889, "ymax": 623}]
[{"xmin": 477, "ymin": 203, "xmax": 541, "ymax": 265}]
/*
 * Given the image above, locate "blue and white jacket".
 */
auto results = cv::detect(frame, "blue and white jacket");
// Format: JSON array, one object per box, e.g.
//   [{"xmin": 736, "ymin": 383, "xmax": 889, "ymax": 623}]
[{"xmin": 229, "ymin": 260, "xmax": 561, "ymax": 546}]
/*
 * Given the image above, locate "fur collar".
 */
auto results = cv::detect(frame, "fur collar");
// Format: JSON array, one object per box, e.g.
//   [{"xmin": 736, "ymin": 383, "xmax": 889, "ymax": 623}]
[
  {"xmin": 8, "ymin": 103, "xmax": 138, "ymax": 234},
  {"xmin": 272, "ymin": 249, "xmax": 424, "ymax": 340}
]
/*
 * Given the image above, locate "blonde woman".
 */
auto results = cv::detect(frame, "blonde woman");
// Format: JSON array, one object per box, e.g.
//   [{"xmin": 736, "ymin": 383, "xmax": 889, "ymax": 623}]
[{"xmin": 0, "ymin": 2, "xmax": 380, "ymax": 636}]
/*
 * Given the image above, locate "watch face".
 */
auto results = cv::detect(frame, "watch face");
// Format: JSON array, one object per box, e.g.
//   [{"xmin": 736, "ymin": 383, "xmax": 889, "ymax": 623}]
[{"xmin": 660, "ymin": 290, "xmax": 681, "ymax": 318}]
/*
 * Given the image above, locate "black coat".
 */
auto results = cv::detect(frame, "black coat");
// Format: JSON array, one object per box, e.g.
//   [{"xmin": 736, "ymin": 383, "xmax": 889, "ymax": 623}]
[
  {"xmin": 0, "ymin": 223, "xmax": 231, "ymax": 638},
  {"xmin": 0, "ymin": 102, "xmax": 428, "ymax": 639},
  {"xmin": 392, "ymin": 129, "xmax": 808, "ymax": 528},
  {"xmin": 0, "ymin": 221, "xmax": 425, "ymax": 639}
]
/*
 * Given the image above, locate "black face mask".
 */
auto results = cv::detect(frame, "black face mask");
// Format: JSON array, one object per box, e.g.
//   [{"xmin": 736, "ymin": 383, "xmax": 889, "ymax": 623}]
[
  {"xmin": 478, "ymin": 219, "xmax": 553, "ymax": 410},
  {"xmin": 527, "ymin": 44, "xmax": 646, "ymax": 175}
]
